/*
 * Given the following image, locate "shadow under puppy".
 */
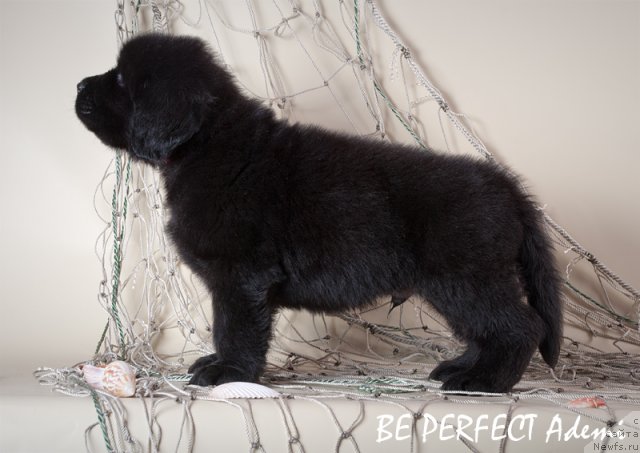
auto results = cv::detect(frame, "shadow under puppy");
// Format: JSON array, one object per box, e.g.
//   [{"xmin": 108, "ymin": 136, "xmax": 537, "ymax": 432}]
[{"xmin": 76, "ymin": 33, "xmax": 562, "ymax": 393}]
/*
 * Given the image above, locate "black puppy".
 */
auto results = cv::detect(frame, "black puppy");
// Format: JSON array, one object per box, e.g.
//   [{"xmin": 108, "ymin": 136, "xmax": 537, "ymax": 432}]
[{"xmin": 76, "ymin": 33, "xmax": 562, "ymax": 393}]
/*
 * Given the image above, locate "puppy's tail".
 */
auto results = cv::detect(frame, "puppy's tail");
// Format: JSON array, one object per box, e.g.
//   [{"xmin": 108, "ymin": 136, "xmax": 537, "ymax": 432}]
[{"xmin": 519, "ymin": 200, "xmax": 563, "ymax": 368}]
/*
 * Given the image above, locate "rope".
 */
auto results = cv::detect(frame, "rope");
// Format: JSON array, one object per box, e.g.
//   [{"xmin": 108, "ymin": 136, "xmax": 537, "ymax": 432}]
[
  {"xmin": 109, "ymin": 151, "xmax": 132, "ymax": 360},
  {"xmin": 91, "ymin": 390, "xmax": 115, "ymax": 453}
]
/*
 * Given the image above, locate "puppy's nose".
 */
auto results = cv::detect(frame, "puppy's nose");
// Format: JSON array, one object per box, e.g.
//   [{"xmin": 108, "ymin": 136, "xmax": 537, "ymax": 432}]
[{"xmin": 77, "ymin": 80, "xmax": 88, "ymax": 93}]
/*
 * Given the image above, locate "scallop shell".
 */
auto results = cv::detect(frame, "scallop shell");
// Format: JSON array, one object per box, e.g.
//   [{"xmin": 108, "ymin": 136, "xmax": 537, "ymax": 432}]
[
  {"xmin": 568, "ymin": 396, "xmax": 607, "ymax": 408},
  {"xmin": 208, "ymin": 382, "xmax": 281, "ymax": 399},
  {"xmin": 82, "ymin": 361, "xmax": 137, "ymax": 397}
]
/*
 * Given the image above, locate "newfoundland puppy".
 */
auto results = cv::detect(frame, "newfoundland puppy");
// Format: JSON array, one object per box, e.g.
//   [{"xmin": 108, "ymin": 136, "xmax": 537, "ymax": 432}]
[{"xmin": 76, "ymin": 33, "xmax": 562, "ymax": 393}]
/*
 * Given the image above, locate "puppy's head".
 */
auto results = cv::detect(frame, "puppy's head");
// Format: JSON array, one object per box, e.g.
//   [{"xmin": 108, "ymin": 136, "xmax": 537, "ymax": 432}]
[{"xmin": 76, "ymin": 33, "xmax": 226, "ymax": 164}]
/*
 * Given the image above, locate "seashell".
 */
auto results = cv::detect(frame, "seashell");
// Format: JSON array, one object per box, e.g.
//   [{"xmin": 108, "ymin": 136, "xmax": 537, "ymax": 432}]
[
  {"xmin": 208, "ymin": 382, "xmax": 281, "ymax": 399},
  {"xmin": 568, "ymin": 396, "xmax": 607, "ymax": 408},
  {"xmin": 82, "ymin": 360, "xmax": 137, "ymax": 397}
]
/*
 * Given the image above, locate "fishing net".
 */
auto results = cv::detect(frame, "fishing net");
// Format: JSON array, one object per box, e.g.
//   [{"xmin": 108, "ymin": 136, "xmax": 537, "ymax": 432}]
[{"xmin": 35, "ymin": 1, "xmax": 640, "ymax": 451}]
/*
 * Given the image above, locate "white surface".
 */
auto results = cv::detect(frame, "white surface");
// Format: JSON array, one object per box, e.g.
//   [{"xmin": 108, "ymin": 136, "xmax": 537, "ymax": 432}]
[{"xmin": 3, "ymin": 376, "xmax": 639, "ymax": 453}]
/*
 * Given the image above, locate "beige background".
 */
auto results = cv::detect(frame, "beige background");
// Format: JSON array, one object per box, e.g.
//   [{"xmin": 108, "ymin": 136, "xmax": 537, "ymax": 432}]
[{"xmin": 1, "ymin": 0, "xmax": 639, "ymax": 378}]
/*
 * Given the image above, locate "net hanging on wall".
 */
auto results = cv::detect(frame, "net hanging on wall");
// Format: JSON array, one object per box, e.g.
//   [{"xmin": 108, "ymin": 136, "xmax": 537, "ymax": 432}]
[{"xmin": 35, "ymin": 1, "xmax": 640, "ymax": 452}]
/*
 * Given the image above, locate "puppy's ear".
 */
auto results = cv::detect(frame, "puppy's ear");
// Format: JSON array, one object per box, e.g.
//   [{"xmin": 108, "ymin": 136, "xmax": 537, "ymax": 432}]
[{"xmin": 128, "ymin": 86, "xmax": 213, "ymax": 163}]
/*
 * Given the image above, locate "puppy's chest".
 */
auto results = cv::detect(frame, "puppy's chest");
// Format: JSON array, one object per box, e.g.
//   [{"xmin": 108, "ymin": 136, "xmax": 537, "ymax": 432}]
[{"xmin": 165, "ymin": 186, "xmax": 262, "ymax": 260}]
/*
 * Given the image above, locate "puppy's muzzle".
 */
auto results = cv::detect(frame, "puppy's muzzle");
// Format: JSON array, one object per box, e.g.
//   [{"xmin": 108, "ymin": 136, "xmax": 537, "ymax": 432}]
[
  {"xmin": 75, "ymin": 78, "xmax": 94, "ymax": 116},
  {"xmin": 77, "ymin": 80, "xmax": 88, "ymax": 94}
]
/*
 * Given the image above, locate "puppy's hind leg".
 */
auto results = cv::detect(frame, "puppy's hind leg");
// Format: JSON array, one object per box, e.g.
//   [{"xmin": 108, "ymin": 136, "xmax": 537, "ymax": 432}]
[
  {"xmin": 423, "ymin": 274, "xmax": 545, "ymax": 393},
  {"xmin": 440, "ymin": 303, "xmax": 544, "ymax": 393},
  {"xmin": 428, "ymin": 342, "xmax": 479, "ymax": 382}
]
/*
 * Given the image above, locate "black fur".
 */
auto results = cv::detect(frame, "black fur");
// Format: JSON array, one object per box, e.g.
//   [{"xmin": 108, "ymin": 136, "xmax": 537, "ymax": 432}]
[{"xmin": 76, "ymin": 33, "xmax": 563, "ymax": 393}]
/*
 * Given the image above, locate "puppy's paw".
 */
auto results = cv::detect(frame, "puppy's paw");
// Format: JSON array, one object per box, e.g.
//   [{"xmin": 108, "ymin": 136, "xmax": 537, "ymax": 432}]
[
  {"xmin": 440, "ymin": 372, "xmax": 511, "ymax": 394},
  {"xmin": 188, "ymin": 362, "xmax": 224, "ymax": 387},
  {"xmin": 188, "ymin": 360, "xmax": 255, "ymax": 387},
  {"xmin": 429, "ymin": 360, "xmax": 465, "ymax": 382},
  {"xmin": 188, "ymin": 353, "xmax": 218, "ymax": 375}
]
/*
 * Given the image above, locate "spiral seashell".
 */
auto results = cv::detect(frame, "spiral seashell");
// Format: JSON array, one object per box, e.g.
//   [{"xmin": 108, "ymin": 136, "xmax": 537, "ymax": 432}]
[
  {"xmin": 82, "ymin": 360, "xmax": 137, "ymax": 397},
  {"xmin": 208, "ymin": 382, "xmax": 281, "ymax": 399}
]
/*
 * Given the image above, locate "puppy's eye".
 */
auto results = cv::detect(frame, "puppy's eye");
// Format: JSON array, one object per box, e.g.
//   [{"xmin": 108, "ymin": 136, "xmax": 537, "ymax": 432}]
[{"xmin": 116, "ymin": 72, "xmax": 125, "ymax": 88}]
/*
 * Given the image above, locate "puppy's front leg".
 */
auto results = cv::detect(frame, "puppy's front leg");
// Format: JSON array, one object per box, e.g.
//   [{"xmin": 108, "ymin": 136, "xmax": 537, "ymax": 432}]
[{"xmin": 188, "ymin": 277, "xmax": 276, "ymax": 387}]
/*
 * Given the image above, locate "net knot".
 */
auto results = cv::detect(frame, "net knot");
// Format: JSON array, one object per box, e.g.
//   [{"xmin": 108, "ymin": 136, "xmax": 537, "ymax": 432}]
[{"xmin": 438, "ymin": 100, "xmax": 450, "ymax": 112}]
